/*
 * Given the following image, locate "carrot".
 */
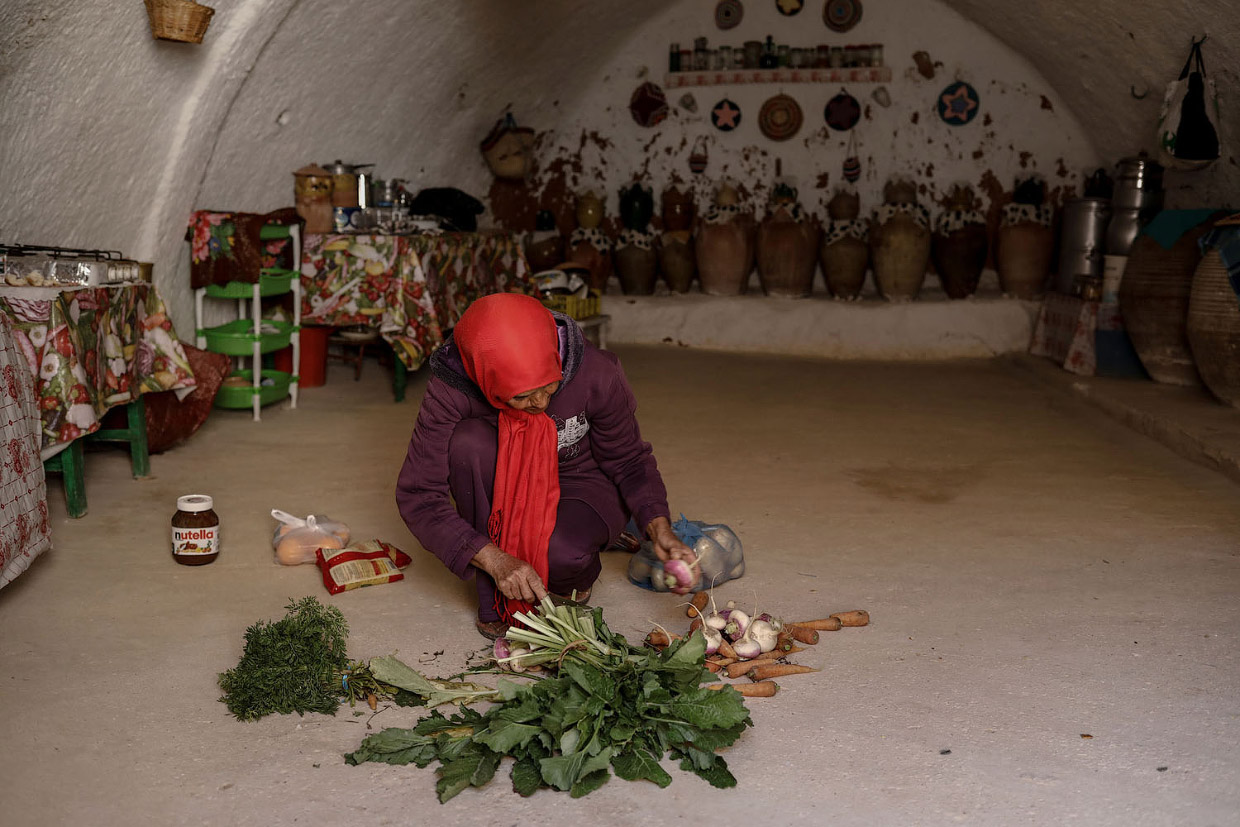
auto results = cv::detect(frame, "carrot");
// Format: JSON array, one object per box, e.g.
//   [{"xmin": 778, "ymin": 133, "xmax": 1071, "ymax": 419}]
[
  {"xmin": 783, "ymin": 644, "xmax": 805, "ymax": 655},
  {"xmin": 830, "ymin": 610, "xmax": 870, "ymax": 627},
  {"xmin": 788, "ymin": 618, "xmax": 843, "ymax": 632},
  {"xmin": 716, "ymin": 639, "xmax": 738, "ymax": 660},
  {"xmin": 704, "ymin": 661, "xmax": 722, "ymax": 673},
  {"xmin": 366, "ymin": 693, "xmax": 378, "ymax": 711},
  {"xmin": 748, "ymin": 663, "xmax": 819, "ymax": 681},
  {"xmin": 726, "ymin": 657, "xmax": 782, "ymax": 679},
  {"xmin": 775, "ymin": 631, "xmax": 796, "ymax": 652},
  {"xmin": 707, "ymin": 656, "xmax": 736, "ymax": 667},
  {"xmin": 645, "ymin": 629, "xmax": 679, "ymax": 648},
  {"xmin": 788, "ymin": 626, "xmax": 820, "ymax": 645},
  {"xmin": 706, "ymin": 681, "xmax": 779, "ymax": 698},
  {"xmin": 688, "ymin": 592, "xmax": 710, "ymax": 618},
  {"xmin": 688, "ymin": 617, "xmax": 704, "ymax": 633}
]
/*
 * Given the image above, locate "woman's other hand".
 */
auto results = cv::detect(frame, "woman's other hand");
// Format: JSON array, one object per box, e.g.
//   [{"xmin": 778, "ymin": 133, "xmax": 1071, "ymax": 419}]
[
  {"xmin": 647, "ymin": 516, "xmax": 699, "ymax": 594},
  {"xmin": 471, "ymin": 544, "xmax": 548, "ymax": 604}
]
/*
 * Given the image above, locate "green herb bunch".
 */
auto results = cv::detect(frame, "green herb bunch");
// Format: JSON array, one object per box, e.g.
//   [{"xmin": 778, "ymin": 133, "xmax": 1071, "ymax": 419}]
[
  {"xmin": 218, "ymin": 596, "xmax": 350, "ymax": 721},
  {"xmin": 345, "ymin": 600, "xmax": 753, "ymax": 801}
]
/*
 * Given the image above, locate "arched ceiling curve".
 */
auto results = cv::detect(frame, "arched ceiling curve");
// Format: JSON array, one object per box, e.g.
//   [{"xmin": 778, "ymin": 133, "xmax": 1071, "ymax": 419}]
[
  {"xmin": 940, "ymin": 0, "xmax": 1237, "ymax": 206},
  {"xmin": 1, "ymin": 0, "xmax": 1234, "ymax": 333}
]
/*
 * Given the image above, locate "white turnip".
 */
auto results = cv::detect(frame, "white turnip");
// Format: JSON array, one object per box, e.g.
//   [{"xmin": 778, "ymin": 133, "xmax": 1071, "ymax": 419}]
[
  {"xmin": 747, "ymin": 619, "xmax": 780, "ymax": 653},
  {"xmin": 702, "ymin": 625, "xmax": 723, "ymax": 655}
]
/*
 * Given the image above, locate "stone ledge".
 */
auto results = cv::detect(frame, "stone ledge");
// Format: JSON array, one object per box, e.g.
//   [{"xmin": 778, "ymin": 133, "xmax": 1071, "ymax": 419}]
[
  {"xmin": 599, "ymin": 287, "xmax": 1041, "ymax": 359},
  {"xmin": 1005, "ymin": 353, "xmax": 1240, "ymax": 487}
]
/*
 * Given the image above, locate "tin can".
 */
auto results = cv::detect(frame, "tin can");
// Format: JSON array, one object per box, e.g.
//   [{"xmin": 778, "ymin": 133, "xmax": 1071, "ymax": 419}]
[{"xmin": 333, "ymin": 207, "xmax": 361, "ymax": 233}]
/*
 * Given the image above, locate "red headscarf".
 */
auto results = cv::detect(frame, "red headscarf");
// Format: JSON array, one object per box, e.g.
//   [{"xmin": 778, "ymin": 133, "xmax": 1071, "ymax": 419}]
[{"xmin": 453, "ymin": 294, "xmax": 562, "ymax": 623}]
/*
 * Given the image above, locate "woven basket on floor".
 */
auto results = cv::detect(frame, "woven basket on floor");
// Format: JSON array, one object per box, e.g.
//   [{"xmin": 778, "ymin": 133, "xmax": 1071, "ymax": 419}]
[{"xmin": 144, "ymin": 0, "xmax": 215, "ymax": 44}]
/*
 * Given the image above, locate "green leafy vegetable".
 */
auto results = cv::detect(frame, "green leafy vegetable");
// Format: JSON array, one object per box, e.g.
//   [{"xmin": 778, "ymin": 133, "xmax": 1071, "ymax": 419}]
[
  {"xmin": 218, "ymin": 596, "xmax": 350, "ymax": 721},
  {"xmin": 369, "ymin": 655, "xmax": 502, "ymax": 708},
  {"xmin": 344, "ymin": 597, "xmax": 753, "ymax": 801}
]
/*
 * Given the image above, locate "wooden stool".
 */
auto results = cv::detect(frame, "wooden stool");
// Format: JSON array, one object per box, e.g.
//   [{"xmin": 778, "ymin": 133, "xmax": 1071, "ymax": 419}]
[{"xmin": 327, "ymin": 328, "xmax": 381, "ymax": 381}]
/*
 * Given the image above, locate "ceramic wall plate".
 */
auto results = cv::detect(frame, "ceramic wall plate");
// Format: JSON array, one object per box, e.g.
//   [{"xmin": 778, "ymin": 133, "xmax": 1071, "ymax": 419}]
[
  {"xmin": 758, "ymin": 94, "xmax": 803, "ymax": 141},
  {"xmin": 824, "ymin": 0, "xmax": 862, "ymax": 32},
  {"xmin": 715, "ymin": 0, "xmax": 744, "ymax": 29},
  {"xmin": 825, "ymin": 90, "xmax": 861, "ymax": 130},
  {"xmin": 776, "ymin": 0, "xmax": 805, "ymax": 14},
  {"xmin": 711, "ymin": 98, "xmax": 743, "ymax": 131},
  {"xmin": 937, "ymin": 81, "xmax": 980, "ymax": 125},
  {"xmin": 630, "ymin": 82, "xmax": 669, "ymax": 128}
]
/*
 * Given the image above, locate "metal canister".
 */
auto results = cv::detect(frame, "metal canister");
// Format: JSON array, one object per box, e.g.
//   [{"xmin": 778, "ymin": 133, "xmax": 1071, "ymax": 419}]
[
  {"xmin": 1111, "ymin": 155, "xmax": 1163, "ymax": 212},
  {"xmin": 1056, "ymin": 197, "xmax": 1111, "ymax": 294}
]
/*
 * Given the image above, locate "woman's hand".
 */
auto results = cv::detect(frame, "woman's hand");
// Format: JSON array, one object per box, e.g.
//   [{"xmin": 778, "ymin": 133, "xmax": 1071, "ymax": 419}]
[
  {"xmin": 647, "ymin": 516, "xmax": 699, "ymax": 594},
  {"xmin": 471, "ymin": 544, "xmax": 548, "ymax": 604}
]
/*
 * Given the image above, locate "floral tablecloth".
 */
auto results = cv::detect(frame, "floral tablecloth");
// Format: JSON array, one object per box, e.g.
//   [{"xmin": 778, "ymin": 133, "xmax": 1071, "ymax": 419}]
[
  {"xmin": 301, "ymin": 232, "xmax": 534, "ymax": 371},
  {"xmin": 0, "ymin": 312, "xmax": 50, "ymax": 589},
  {"xmin": 0, "ymin": 284, "xmax": 196, "ymax": 452},
  {"xmin": 1029, "ymin": 292, "xmax": 1123, "ymax": 376}
]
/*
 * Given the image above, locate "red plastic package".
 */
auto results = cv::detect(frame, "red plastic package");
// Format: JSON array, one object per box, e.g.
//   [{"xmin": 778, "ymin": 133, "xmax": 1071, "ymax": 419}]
[{"xmin": 315, "ymin": 540, "xmax": 413, "ymax": 595}]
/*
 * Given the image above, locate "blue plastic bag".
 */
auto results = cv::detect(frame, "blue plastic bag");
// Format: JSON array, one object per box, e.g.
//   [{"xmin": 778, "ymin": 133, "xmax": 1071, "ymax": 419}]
[{"xmin": 626, "ymin": 515, "xmax": 745, "ymax": 592}]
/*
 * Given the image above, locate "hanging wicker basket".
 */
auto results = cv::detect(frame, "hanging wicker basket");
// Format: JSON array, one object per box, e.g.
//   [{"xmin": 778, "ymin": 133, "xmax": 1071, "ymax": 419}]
[{"xmin": 144, "ymin": 0, "xmax": 215, "ymax": 44}]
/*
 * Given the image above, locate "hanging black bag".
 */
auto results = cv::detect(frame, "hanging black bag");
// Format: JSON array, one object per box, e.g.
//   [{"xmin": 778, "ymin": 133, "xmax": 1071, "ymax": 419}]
[{"xmin": 1157, "ymin": 37, "xmax": 1221, "ymax": 170}]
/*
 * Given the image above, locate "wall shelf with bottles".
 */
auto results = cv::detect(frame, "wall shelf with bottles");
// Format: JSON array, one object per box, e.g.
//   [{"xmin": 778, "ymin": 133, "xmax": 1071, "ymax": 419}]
[{"xmin": 664, "ymin": 66, "xmax": 891, "ymax": 88}]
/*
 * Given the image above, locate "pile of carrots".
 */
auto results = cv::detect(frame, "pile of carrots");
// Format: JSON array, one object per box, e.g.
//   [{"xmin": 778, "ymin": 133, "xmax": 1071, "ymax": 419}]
[{"xmin": 645, "ymin": 592, "xmax": 870, "ymax": 699}]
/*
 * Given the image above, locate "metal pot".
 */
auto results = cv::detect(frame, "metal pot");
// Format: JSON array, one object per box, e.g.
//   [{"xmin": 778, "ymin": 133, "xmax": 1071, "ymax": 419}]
[
  {"xmin": 1111, "ymin": 155, "xmax": 1163, "ymax": 212},
  {"xmin": 321, "ymin": 160, "xmax": 373, "ymax": 209},
  {"xmin": 1057, "ymin": 197, "xmax": 1111, "ymax": 294},
  {"xmin": 371, "ymin": 178, "xmax": 407, "ymax": 208}
]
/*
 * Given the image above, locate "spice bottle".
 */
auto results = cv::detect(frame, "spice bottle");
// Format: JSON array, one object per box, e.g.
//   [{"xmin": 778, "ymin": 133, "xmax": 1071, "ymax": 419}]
[{"xmin": 172, "ymin": 494, "xmax": 220, "ymax": 566}]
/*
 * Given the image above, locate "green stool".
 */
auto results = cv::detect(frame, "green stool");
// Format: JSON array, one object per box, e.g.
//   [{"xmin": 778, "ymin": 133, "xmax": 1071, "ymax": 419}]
[
  {"xmin": 88, "ymin": 394, "xmax": 151, "ymax": 478},
  {"xmin": 42, "ymin": 396, "xmax": 151, "ymax": 520},
  {"xmin": 42, "ymin": 437, "xmax": 87, "ymax": 518}
]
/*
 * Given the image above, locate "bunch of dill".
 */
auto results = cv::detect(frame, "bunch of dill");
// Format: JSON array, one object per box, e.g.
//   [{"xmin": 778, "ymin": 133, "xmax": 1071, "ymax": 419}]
[{"xmin": 218, "ymin": 596, "xmax": 350, "ymax": 721}]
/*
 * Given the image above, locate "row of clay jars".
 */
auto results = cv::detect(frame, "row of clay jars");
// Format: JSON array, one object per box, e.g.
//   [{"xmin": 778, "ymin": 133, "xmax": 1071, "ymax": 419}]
[{"xmin": 550, "ymin": 232, "xmax": 699, "ymax": 295}]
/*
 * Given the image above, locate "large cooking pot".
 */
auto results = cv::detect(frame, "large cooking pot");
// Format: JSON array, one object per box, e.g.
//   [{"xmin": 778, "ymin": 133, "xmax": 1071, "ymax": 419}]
[{"xmin": 321, "ymin": 160, "xmax": 374, "ymax": 208}]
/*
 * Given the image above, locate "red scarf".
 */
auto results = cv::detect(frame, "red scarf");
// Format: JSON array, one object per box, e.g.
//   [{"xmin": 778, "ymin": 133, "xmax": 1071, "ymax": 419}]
[{"xmin": 454, "ymin": 294, "xmax": 562, "ymax": 624}]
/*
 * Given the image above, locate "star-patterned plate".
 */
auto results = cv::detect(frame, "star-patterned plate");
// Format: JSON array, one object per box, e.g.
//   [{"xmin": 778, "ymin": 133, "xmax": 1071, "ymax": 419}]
[
  {"xmin": 937, "ymin": 81, "xmax": 980, "ymax": 126},
  {"xmin": 711, "ymin": 98, "xmax": 743, "ymax": 131}
]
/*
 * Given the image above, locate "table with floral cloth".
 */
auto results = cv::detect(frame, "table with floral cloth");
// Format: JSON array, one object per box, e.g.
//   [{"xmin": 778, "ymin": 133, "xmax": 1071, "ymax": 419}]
[
  {"xmin": 0, "ymin": 284, "xmax": 196, "ymax": 454},
  {"xmin": 300, "ymin": 232, "xmax": 534, "ymax": 377},
  {"xmin": 0, "ymin": 312, "xmax": 50, "ymax": 589}
]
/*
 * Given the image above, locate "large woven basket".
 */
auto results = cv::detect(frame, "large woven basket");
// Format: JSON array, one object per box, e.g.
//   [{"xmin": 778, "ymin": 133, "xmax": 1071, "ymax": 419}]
[{"xmin": 144, "ymin": 0, "xmax": 215, "ymax": 44}]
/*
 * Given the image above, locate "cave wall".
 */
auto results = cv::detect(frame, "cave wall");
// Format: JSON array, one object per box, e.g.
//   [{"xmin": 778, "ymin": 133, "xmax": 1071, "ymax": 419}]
[
  {"xmin": 0, "ymin": 0, "xmax": 1233, "ymax": 337},
  {"xmin": 486, "ymin": 0, "xmax": 1098, "ymax": 243}
]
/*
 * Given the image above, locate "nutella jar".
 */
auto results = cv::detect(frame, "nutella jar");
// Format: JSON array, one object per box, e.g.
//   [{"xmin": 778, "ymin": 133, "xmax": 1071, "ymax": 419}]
[{"xmin": 172, "ymin": 494, "xmax": 220, "ymax": 566}]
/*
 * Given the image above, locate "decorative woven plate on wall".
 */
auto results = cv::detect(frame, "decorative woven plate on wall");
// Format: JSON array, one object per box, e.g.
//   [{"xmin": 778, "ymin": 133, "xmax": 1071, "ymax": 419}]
[
  {"xmin": 715, "ymin": 0, "xmax": 743, "ymax": 29},
  {"xmin": 823, "ymin": 0, "xmax": 862, "ymax": 32},
  {"xmin": 629, "ymin": 82, "xmax": 669, "ymax": 127},
  {"xmin": 758, "ymin": 94, "xmax": 803, "ymax": 141},
  {"xmin": 937, "ymin": 81, "xmax": 980, "ymax": 126},
  {"xmin": 711, "ymin": 98, "xmax": 743, "ymax": 131},
  {"xmin": 824, "ymin": 89, "xmax": 861, "ymax": 130}
]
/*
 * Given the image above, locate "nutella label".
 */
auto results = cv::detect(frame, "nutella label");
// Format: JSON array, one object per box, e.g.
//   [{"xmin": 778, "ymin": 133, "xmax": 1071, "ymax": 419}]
[{"xmin": 173, "ymin": 525, "xmax": 218, "ymax": 556}]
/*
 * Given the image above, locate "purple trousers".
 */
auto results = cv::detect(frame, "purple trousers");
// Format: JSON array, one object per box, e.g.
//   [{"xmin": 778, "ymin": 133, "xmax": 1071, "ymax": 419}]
[{"xmin": 448, "ymin": 418, "xmax": 617, "ymax": 622}]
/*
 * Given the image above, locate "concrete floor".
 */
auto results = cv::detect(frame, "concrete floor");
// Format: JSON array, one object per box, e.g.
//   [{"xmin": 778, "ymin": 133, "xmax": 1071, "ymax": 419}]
[{"xmin": 2, "ymin": 347, "xmax": 1239, "ymax": 827}]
